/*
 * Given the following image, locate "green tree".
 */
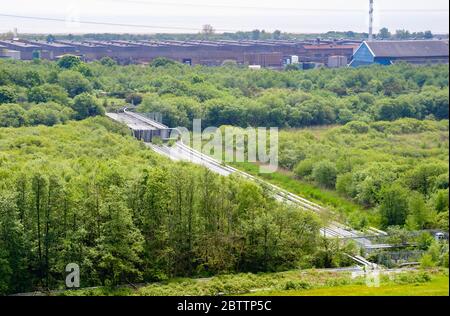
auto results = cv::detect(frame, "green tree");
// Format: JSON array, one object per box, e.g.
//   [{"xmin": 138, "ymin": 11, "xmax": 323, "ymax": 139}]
[
  {"xmin": 312, "ymin": 161, "xmax": 338, "ymax": 189},
  {"xmin": 378, "ymin": 27, "xmax": 391, "ymax": 39},
  {"xmin": 100, "ymin": 57, "xmax": 117, "ymax": 67},
  {"xmin": 273, "ymin": 30, "xmax": 282, "ymax": 40},
  {"xmin": 25, "ymin": 107, "xmax": 60, "ymax": 126},
  {"xmin": 95, "ymin": 190, "xmax": 144, "ymax": 285},
  {"xmin": 432, "ymin": 190, "xmax": 449, "ymax": 213},
  {"xmin": 150, "ymin": 57, "xmax": 177, "ymax": 68},
  {"xmin": 336, "ymin": 173, "xmax": 354, "ymax": 197},
  {"xmin": 337, "ymin": 109, "xmax": 354, "ymax": 124},
  {"xmin": 125, "ymin": 93, "xmax": 143, "ymax": 105},
  {"xmin": 294, "ymin": 159, "xmax": 315, "ymax": 179},
  {"xmin": 251, "ymin": 29, "xmax": 261, "ymax": 40},
  {"xmin": 0, "ymin": 249, "xmax": 12, "ymax": 295},
  {"xmin": 395, "ymin": 29, "xmax": 411, "ymax": 40},
  {"xmin": 406, "ymin": 193, "xmax": 431, "ymax": 230},
  {"xmin": 424, "ymin": 31, "xmax": 433, "ymax": 39},
  {"xmin": 36, "ymin": 84, "xmax": 69, "ymax": 105},
  {"xmin": 405, "ymin": 163, "xmax": 448, "ymax": 196},
  {"xmin": 71, "ymin": 93, "xmax": 104, "ymax": 120},
  {"xmin": 31, "ymin": 173, "xmax": 48, "ymax": 286},
  {"xmin": 0, "ymin": 86, "xmax": 17, "ymax": 104},
  {"xmin": 379, "ymin": 184, "xmax": 409, "ymax": 227},
  {"xmin": 420, "ymin": 253, "xmax": 435, "ymax": 268},
  {"xmin": 57, "ymin": 55, "xmax": 82, "ymax": 69},
  {"xmin": 0, "ymin": 191, "xmax": 28, "ymax": 294},
  {"xmin": 27, "ymin": 86, "xmax": 53, "ymax": 103},
  {"xmin": 58, "ymin": 70, "xmax": 92, "ymax": 97},
  {"xmin": 0, "ymin": 104, "xmax": 25, "ymax": 127}
]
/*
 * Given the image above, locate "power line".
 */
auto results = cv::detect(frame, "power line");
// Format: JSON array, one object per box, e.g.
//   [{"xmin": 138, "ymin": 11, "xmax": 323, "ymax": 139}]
[
  {"xmin": 1, "ymin": 10, "xmax": 447, "ymax": 35},
  {"xmin": 103, "ymin": 0, "xmax": 365, "ymax": 12},
  {"xmin": 0, "ymin": 13, "xmax": 237, "ymax": 32},
  {"xmin": 383, "ymin": 9, "xmax": 449, "ymax": 12},
  {"xmin": 102, "ymin": 0, "xmax": 449, "ymax": 13}
]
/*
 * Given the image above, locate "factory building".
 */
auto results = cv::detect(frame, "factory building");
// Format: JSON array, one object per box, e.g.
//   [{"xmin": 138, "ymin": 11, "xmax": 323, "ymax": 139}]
[
  {"xmin": 22, "ymin": 40, "xmax": 77, "ymax": 59},
  {"xmin": 350, "ymin": 40, "xmax": 449, "ymax": 67},
  {"xmin": 302, "ymin": 44, "xmax": 358, "ymax": 65},
  {"xmin": 0, "ymin": 40, "xmax": 43, "ymax": 60},
  {"xmin": 302, "ymin": 44, "xmax": 357, "ymax": 65},
  {"xmin": 327, "ymin": 55, "xmax": 348, "ymax": 68},
  {"xmin": 53, "ymin": 39, "xmax": 305, "ymax": 66},
  {"xmin": 0, "ymin": 44, "xmax": 21, "ymax": 60},
  {"xmin": 0, "ymin": 38, "xmax": 362, "ymax": 68}
]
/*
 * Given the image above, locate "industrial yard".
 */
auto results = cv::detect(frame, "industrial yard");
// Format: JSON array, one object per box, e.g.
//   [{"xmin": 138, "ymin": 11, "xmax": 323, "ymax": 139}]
[
  {"xmin": 1, "ymin": 37, "xmax": 361, "ymax": 68},
  {"xmin": 2, "ymin": 36, "xmax": 449, "ymax": 69}
]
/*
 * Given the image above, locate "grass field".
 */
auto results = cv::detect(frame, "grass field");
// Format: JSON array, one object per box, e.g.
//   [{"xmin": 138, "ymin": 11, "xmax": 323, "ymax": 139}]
[
  {"xmin": 62, "ymin": 269, "xmax": 449, "ymax": 297},
  {"xmin": 247, "ymin": 275, "xmax": 449, "ymax": 296}
]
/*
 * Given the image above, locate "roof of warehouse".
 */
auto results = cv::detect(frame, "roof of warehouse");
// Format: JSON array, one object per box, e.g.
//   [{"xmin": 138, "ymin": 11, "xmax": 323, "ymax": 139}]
[
  {"xmin": 28, "ymin": 40, "xmax": 75, "ymax": 48},
  {"xmin": 365, "ymin": 40, "xmax": 449, "ymax": 58},
  {"xmin": 304, "ymin": 44, "xmax": 356, "ymax": 50},
  {"xmin": 0, "ymin": 40, "xmax": 40, "ymax": 48},
  {"xmin": 56, "ymin": 40, "xmax": 107, "ymax": 48},
  {"xmin": 89, "ymin": 40, "xmax": 141, "ymax": 47}
]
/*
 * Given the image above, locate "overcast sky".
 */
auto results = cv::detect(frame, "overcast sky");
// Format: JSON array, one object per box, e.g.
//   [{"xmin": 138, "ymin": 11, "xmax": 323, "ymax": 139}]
[{"xmin": 0, "ymin": 0, "xmax": 448, "ymax": 34}]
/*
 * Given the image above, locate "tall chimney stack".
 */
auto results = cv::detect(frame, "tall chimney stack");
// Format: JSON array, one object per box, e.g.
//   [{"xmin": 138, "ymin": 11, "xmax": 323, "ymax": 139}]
[{"xmin": 369, "ymin": 0, "xmax": 374, "ymax": 41}]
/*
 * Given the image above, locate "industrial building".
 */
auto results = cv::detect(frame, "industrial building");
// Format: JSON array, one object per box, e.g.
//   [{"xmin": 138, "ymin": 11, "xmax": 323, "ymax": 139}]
[
  {"xmin": 350, "ymin": 40, "xmax": 449, "ymax": 67},
  {"xmin": 22, "ymin": 40, "xmax": 77, "ymax": 59},
  {"xmin": 0, "ymin": 44, "xmax": 21, "ymax": 60},
  {"xmin": 327, "ymin": 55, "xmax": 348, "ymax": 68},
  {"xmin": 302, "ymin": 44, "xmax": 357, "ymax": 65},
  {"xmin": 0, "ymin": 38, "xmax": 358, "ymax": 68},
  {"xmin": 0, "ymin": 40, "xmax": 43, "ymax": 60}
]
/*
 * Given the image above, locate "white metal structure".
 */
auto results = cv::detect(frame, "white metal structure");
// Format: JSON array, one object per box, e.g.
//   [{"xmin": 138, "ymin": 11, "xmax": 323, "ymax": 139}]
[{"xmin": 369, "ymin": 0, "xmax": 374, "ymax": 41}]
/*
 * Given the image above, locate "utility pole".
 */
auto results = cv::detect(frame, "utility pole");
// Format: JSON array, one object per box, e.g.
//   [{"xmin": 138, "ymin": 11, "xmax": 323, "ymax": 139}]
[{"xmin": 368, "ymin": 0, "xmax": 374, "ymax": 41}]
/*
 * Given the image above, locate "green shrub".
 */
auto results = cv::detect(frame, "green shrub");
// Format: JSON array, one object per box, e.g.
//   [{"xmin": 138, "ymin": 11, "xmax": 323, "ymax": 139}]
[
  {"xmin": 294, "ymin": 159, "xmax": 315, "ymax": 179},
  {"xmin": 345, "ymin": 121, "xmax": 370, "ymax": 134},
  {"xmin": 312, "ymin": 161, "xmax": 338, "ymax": 189},
  {"xmin": 420, "ymin": 254, "xmax": 436, "ymax": 269},
  {"xmin": 0, "ymin": 86, "xmax": 17, "ymax": 104},
  {"xmin": 283, "ymin": 280, "xmax": 311, "ymax": 290},
  {"xmin": 57, "ymin": 55, "xmax": 81, "ymax": 69}
]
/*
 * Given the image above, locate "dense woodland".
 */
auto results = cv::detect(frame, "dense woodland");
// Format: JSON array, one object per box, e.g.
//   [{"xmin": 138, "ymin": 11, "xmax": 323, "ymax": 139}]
[
  {"xmin": 1, "ymin": 58, "xmax": 448, "ymax": 129},
  {"xmin": 0, "ymin": 57, "xmax": 449, "ymax": 294},
  {"xmin": 277, "ymin": 119, "xmax": 449, "ymax": 230},
  {"xmin": 0, "ymin": 118, "xmax": 343, "ymax": 294}
]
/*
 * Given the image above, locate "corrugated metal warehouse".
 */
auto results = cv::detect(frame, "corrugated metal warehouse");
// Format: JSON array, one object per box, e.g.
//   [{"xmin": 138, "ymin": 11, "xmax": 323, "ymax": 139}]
[{"xmin": 0, "ymin": 38, "xmax": 359, "ymax": 68}]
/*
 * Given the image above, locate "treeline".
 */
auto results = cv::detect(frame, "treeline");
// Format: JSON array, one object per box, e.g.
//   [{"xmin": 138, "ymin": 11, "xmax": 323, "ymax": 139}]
[
  {"xmin": 1, "ymin": 59, "xmax": 448, "ymax": 129},
  {"xmin": 0, "ymin": 118, "xmax": 350, "ymax": 294},
  {"xmin": 20, "ymin": 30, "xmax": 350, "ymax": 42},
  {"xmin": 16, "ymin": 27, "xmax": 439, "ymax": 42},
  {"xmin": 277, "ymin": 119, "xmax": 449, "ymax": 230},
  {"xmin": 377, "ymin": 28, "xmax": 435, "ymax": 40}
]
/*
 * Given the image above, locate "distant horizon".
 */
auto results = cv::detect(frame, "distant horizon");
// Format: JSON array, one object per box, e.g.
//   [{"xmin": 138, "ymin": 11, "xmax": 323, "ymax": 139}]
[{"xmin": 4, "ymin": 30, "xmax": 449, "ymax": 36}]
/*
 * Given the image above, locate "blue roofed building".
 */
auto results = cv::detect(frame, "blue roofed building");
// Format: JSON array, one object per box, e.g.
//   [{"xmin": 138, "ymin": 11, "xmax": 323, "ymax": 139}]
[{"xmin": 350, "ymin": 40, "xmax": 449, "ymax": 67}]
